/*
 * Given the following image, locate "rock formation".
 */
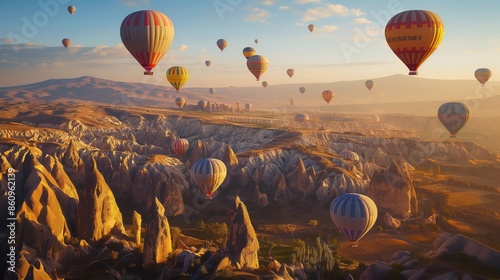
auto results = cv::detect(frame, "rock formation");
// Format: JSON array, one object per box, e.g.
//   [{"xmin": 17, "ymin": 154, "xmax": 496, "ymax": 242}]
[
  {"xmin": 383, "ymin": 212, "xmax": 401, "ymax": 230},
  {"xmin": 61, "ymin": 140, "xmax": 85, "ymax": 187},
  {"xmin": 225, "ymin": 196, "xmax": 260, "ymax": 269},
  {"xmin": 143, "ymin": 197, "xmax": 173, "ymax": 267},
  {"xmin": 286, "ymin": 157, "xmax": 315, "ymax": 197},
  {"xmin": 133, "ymin": 211, "xmax": 142, "ymax": 245},
  {"xmin": 77, "ymin": 156, "xmax": 126, "ymax": 242},
  {"xmin": 368, "ymin": 158, "xmax": 418, "ymax": 218}
]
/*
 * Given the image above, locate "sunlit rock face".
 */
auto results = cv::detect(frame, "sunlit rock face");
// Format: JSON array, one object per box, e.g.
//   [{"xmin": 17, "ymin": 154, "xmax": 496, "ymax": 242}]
[
  {"xmin": 368, "ymin": 158, "xmax": 418, "ymax": 219},
  {"xmin": 77, "ymin": 156, "xmax": 126, "ymax": 243},
  {"xmin": 226, "ymin": 196, "xmax": 260, "ymax": 269},
  {"xmin": 143, "ymin": 197, "xmax": 172, "ymax": 267}
]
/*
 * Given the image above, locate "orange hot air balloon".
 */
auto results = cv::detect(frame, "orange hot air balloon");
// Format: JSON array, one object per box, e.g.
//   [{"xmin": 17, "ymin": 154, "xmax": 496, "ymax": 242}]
[
  {"xmin": 365, "ymin": 80, "xmax": 374, "ymax": 91},
  {"xmin": 287, "ymin": 68, "xmax": 295, "ymax": 78},
  {"xmin": 67, "ymin": 6, "xmax": 76, "ymax": 15},
  {"xmin": 262, "ymin": 81, "xmax": 268, "ymax": 88},
  {"xmin": 322, "ymin": 90, "xmax": 334, "ymax": 104},
  {"xmin": 120, "ymin": 10, "xmax": 175, "ymax": 75},
  {"xmin": 474, "ymin": 68, "xmax": 491, "ymax": 86},
  {"xmin": 385, "ymin": 10, "xmax": 444, "ymax": 75},
  {"xmin": 217, "ymin": 39, "xmax": 228, "ymax": 51},
  {"xmin": 175, "ymin": 97, "xmax": 185, "ymax": 108},
  {"xmin": 308, "ymin": 24, "xmax": 315, "ymax": 32},
  {"xmin": 171, "ymin": 138, "xmax": 189, "ymax": 157},
  {"xmin": 62, "ymin": 38, "xmax": 71, "ymax": 48},
  {"xmin": 247, "ymin": 55, "xmax": 269, "ymax": 81}
]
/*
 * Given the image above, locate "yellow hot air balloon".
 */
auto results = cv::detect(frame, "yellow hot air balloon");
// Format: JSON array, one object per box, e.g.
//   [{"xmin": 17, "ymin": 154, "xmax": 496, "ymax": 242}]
[
  {"xmin": 247, "ymin": 55, "xmax": 269, "ymax": 81},
  {"xmin": 191, "ymin": 158, "xmax": 227, "ymax": 199},
  {"xmin": 322, "ymin": 90, "xmax": 334, "ymax": 104},
  {"xmin": 67, "ymin": 6, "xmax": 76, "ymax": 15},
  {"xmin": 62, "ymin": 38, "xmax": 71, "ymax": 48},
  {"xmin": 205, "ymin": 60, "xmax": 212, "ymax": 67},
  {"xmin": 385, "ymin": 10, "xmax": 444, "ymax": 75},
  {"xmin": 474, "ymin": 68, "xmax": 491, "ymax": 86},
  {"xmin": 120, "ymin": 10, "xmax": 175, "ymax": 75},
  {"xmin": 209, "ymin": 88, "xmax": 215, "ymax": 94},
  {"xmin": 217, "ymin": 39, "xmax": 228, "ymax": 52},
  {"xmin": 175, "ymin": 97, "xmax": 185, "ymax": 108},
  {"xmin": 262, "ymin": 81, "xmax": 268, "ymax": 88},
  {"xmin": 171, "ymin": 138, "xmax": 189, "ymax": 157},
  {"xmin": 308, "ymin": 24, "xmax": 315, "ymax": 32},
  {"xmin": 287, "ymin": 68, "xmax": 295, "ymax": 78},
  {"xmin": 242, "ymin": 47, "xmax": 256, "ymax": 59},
  {"xmin": 365, "ymin": 80, "xmax": 374, "ymax": 91},
  {"xmin": 166, "ymin": 66, "xmax": 190, "ymax": 92}
]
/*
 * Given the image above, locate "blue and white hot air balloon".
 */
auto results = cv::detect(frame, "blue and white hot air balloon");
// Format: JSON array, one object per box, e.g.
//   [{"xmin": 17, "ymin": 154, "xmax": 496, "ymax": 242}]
[
  {"xmin": 191, "ymin": 158, "xmax": 227, "ymax": 199},
  {"xmin": 330, "ymin": 193, "xmax": 378, "ymax": 247}
]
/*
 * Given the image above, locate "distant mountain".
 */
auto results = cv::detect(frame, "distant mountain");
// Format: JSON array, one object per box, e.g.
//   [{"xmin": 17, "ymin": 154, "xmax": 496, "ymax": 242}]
[{"xmin": 1, "ymin": 75, "xmax": 499, "ymax": 114}]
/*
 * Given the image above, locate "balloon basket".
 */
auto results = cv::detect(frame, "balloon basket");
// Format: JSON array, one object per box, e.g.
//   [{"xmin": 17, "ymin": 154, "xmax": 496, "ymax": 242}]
[
  {"xmin": 350, "ymin": 242, "xmax": 359, "ymax": 248},
  {"xmin": 144, "ymin": 71, "xmax": 153, "ymax": 75},
  {"xmin": 409, "ymin": 71, "xmax": 418, "ymax": 75}
]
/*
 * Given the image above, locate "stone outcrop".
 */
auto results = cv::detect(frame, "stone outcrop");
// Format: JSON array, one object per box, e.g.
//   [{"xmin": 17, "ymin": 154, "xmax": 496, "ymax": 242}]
[
  {"xmin": 286, "ymin": 157, "xmax": 315, "ymax": 197},
  {"xmin": 368, "ymin": 158, "xmax": 418, "ymax": 218},
  {"xmin": 225, "ymin": 196, "xmax": 259, "ymax": 269},
  {"xmin": 132, "ymin": 211, "xmax": 142, "ymax": 245},
  {"xmin": 143, "ymin": 197, "xmax": 172, "ymax": 267},
  {"xmin": 61, "ymin": 140, "xmax": 85, "ymax": 187},
  {"xmin": 383, "ymin": 212, "xmax": 401, "ymax": 230},
  {"xmin": 77, "ymin": 156, "xmax": 126, "ymax": 242}
]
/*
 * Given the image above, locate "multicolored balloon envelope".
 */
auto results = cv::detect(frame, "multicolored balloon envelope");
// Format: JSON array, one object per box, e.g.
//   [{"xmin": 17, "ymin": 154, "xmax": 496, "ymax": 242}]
[
  {"xmin": 175, "ymin": 97, "xmax": 185, "ymax": 108},
  {"xmin": 247, "ymin": 55, "xmax": 269, "ymax": 81},
  {"xmin": 308, "ymin": 24, "xmax": 315, "ymax": 32},
  {"xmin": 385, "ymin": 10, "xmax": 444, "ymax": 75},
  {"xmin": 217, "ymin": 39, "xmax": 228, "ymax": 52},
  {"xmin": 171, "ymin": 138, "xmax": 189, "ymax": 157},
  {"xmin": 67, "ymin": 6, "xmax": 76, "ymax": 15},
  {"xmin": 437, "ymin": 102, "xmax": 471, "ymax": 138},
  {"xmin": 198, "ymin": 100, "xmax": 207, "ymax": 109},
  {"xmin": 474, "ymin": 68, "xmax": 491, "ymax": 86},
  {"xmin": 120, "ymin": 10, "xmax": 175, "ymax": 75},
  {"xmin": 322, "ymin": 90, "xmax": 334, "ymax": 104},
  {"xmin": 191, "ymin": 158, "xmax": 227, "ymax": 199},
  {"xmin": 62, "ymin": 38, "xmax": 71, "ymax": 48},
  {"xmin": 330, "ymin": 193, "xmax": 378, "ymax": 245},
  {"xmin": 243, "ymin": 47, "xmax": 256, "ymax": 59},
  {"xmin": 166, "ymin": 66, "xmax": 189, "ymax": 92}
]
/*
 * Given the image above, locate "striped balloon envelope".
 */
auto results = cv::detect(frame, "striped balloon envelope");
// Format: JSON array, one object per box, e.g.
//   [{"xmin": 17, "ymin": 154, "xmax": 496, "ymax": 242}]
[
  {"xmin": 171, "ymin": 138, "xmax": 189, "ymax": 157},
  {"xmin": 166, "ymin": 66, "xmax": 190, "ymax": 92},
  {"xmin": 330, "ymin": 193, "xmax": 378, "ymax": 246},
  {"xmin": 242, "ymin": 47, "xmax": 256, "ymax": 59},
  {"xmin": 474, "ymin": 68, "xmax": 491, "ymax": 86},
  {"xmin": 246, "ymin": 55, "xmax": 269, "ymax": 81},
  {"xmin": 120, "ymin": 10, "xmax": 175, "ymax": 75},
  {"xmin": 175, "ymin": 97, "xmax": 186, "ymax": 109},
  {"xmin": 322, "ymin": 90, "xmax": 334, "ymax": 104},
  {"xmin": 338, "ymin": 150, "xmax": 360, "ymax": 161},
  {"xmin": 191, "ymin": 158, "xmax": 227, "ymax": 199},
  {"xmin": 385, "ymin": 10, "xmax": 444, "ymax": 75},
  {"xmin": 437, "ymin": 102, "xmax": 471, "ymax": 138}
]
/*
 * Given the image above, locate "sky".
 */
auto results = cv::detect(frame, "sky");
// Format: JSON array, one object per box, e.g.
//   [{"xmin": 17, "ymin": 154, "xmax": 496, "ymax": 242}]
[{"xmin": 1, "ymin": 0, "xmax": 500, "ymax": 88}]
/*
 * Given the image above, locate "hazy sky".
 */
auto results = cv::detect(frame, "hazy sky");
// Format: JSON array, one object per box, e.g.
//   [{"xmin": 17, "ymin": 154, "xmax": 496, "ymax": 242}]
[{"xmin": 1, "ymin": 0, "xmax": 499, "ymax": 88}]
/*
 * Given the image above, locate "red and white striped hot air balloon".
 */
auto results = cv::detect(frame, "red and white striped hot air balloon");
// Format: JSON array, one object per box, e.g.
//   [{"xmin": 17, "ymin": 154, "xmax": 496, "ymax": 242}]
[{"xmin": 171, "ymin": 138, "xmax": 189, "ymax": 157}]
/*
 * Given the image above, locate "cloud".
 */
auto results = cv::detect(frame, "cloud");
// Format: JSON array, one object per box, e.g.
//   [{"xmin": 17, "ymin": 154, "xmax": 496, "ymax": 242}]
[
  {"xmin": 245, "ymin": 8, "xmax": 270, "ymax": 23},
  {"xmin": 301, "ymin": 4, "xmax": 365, "ymax": 21},
  {"xmin": 121, "ymin": 0, "xmax": 149, "ymax": 6},
  {"xmin": 177, "ymin": 44, "xmax": 188, "ymax": 52},
  {"xmin": 0, "ymin": 38, "xmax": 16, "ymax": 44},
  {"xmin": 316, "ymin": 25, "xmax": 340, "ymax": 33},
  {"xmin": 279, "ymin": 5, "xmax": 291, "ymax": 10},
  {"xmin": 295, "ymin": 0, "xmax": 321, "ymax": 4},
  {"xmin": 353, "ymin": 17, "xmax": 371, "ymax": 24},
  {"xmin": 262, "ymin": 0, "xmax": 277, "ymax": 5}
]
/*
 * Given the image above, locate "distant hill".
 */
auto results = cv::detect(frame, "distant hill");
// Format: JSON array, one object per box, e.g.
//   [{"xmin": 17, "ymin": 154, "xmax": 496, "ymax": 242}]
[{"xmin": 1, "ymin": 75, "xmax": 499, "ymax": 115}]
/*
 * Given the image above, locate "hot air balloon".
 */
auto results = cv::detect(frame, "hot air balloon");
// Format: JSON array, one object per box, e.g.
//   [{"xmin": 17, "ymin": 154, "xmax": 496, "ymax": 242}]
[
  {"xmin": 166, "ymin": 66, "xmax": 189, "ymax": 92},
  {"xmin": 245, "ymin": 103, "xmax": 252, "ymax": 111},
  {"xmin": 198, "ymin": 100, "xmax": 207, "ymax": 110},
  {"xmin": 62, "ymin": 38, "xmax": 71, "ymax": 48},
  {"xmin": 191, "ymin": 158, "xmax": 227, "ymax": 199},
  {"xmin": 365, "ymin": 80, "xmax": 374, "ymax": 91},
  {"xmin": 171, "ymin": 138, "xmax": 189, "ymax": 157},
  {"xmin": 254, "ymin": 39, "xmax": 259, "ymax": 44},
  {"xmin": 330, "ymin": 193, "xmax": 378, "ymax": 246},
  {"xmin": 120, "ymin": 10, "xmax": 175, "ymax": 75},
  {"xmin": 67, "ymin": 6, "xmax": 76, "ymax": 15},
  {"xmin": 299, "ymin": 87, "xmax": 306, "ymax": 94},
  {"xmin": 235, "ymin": 102, "xmax": 241, "ymax": 110},
  {"xmin": 385, "ymin": 10, "xmax": 444, "ymax": 75},
  {"xmin": 338, "ymin": 149, "xmax": 360, "ymax": 161},
  {"xmin": 474, "ymin": 68, "xmax": 491, "ymax": 86},
  {"xmin": 209, "ymin": 88, "xmax": 215, "ymax": 94},
  {"xmin": 242, "ymin": 47, "xmax": 256, "ymax": 59},
  {"xmin": 287, "ymin": 68, "xmax": 295, "ymax": 78},
  {"xmin": 262, "ymin": 81, "xmax": 268, "ymax": 88},
  {"xmin": 322, "ymin": 90, "xmax": 334, "ymax": 104},
  {"xmin": 175, "ymin": 97, "xmax": 186, "ymax": 108},
  {"xmin": 205, "ymin": 60, "xmax": 212, "ymax": 67},
  {"xmin": 294, "ymin": 113, "xmax": 309, "ymax": 122},
  {"xmin": 438, "ymin": 102, "xmax": 471, "ymax": 138},
  {"xmin": 247, "ymin": 55, "xmax": 269, "ymax": 81},
  {"xmin": 290, "ymin": 98, "xmax": 295, "ymax": 106},
  {"xmin": 308, "ymin": 24, "xmax": 315, "ymax": 32},
  {"xmin": 217, "ymin": 39, "xmax": 228, "ymax": 52}
]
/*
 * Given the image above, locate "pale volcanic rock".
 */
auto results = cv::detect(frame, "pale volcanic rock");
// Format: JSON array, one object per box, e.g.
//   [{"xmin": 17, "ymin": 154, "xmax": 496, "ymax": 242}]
[
  {"xmin": 368, "ymin": 159, "xmax": 418, "ymax": 219},
  {"xmin": 133, "ymin": 211, "xmax": 142, "ymax": 245},
  {"xmin": 143, "ymin": 197, "xmax": 173, "ymax": 267},
  {"xmin": 286, "ymin": 157, "xmax": 315, "ymax": 197},
  {"xmin": 189, "ymin": 139, "xmax": 208, "ymax": 164},
  {"xmin": 77, "ymin": 156, "xmax": 126, "ymax": 242},
  {"xmin": 222, "ymin": 145, "xmax": 240, "ymax": 188},
  {"xmin": 226, "ymin": 196, "xmax": 260, "ymax": 269},
  {"xmin": 384, "ymin": 212, "xmax": 401, "ymax": 230},
  {"xmin": 61, "ymin": 140, "xmax": 85, "ymax": 187}
]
